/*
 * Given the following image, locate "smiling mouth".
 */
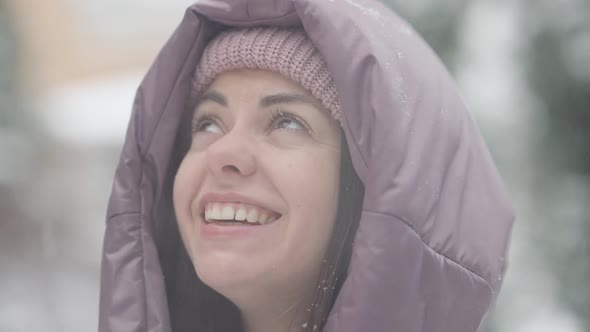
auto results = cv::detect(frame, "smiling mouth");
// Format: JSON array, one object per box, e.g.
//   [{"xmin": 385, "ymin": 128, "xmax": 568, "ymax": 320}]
[{"xmin": 202, "ymin": 202, "xmax": 282, "ymax": 226}]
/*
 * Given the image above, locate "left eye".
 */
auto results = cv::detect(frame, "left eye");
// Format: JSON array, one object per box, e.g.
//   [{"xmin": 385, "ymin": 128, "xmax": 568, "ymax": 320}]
[{"xmin": 274, "ymin": 117, "xmax": 305, "ymax": 131}]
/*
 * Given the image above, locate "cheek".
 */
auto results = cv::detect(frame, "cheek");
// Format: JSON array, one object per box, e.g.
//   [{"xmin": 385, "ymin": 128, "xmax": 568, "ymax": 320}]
[
  {"xmin": 173, "ymin": 154, "xmax": 206, "ymax": 252},
  {"xmin": 277, "ymin": 148, "xmax": 341, "ymax": 254},
  {"xmin": 294, "ymin": 150, "xmax": 339, "ymax": 211}
]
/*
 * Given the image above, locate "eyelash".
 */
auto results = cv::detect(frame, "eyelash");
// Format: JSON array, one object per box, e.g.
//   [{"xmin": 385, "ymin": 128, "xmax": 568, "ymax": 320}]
[
  {"xmin": 191, "ymin": 109, "xmax": 311, "ymax": 134},
  {"xmin": 268, "ymin": 108, "xmax": 311, "ymax": 133}
]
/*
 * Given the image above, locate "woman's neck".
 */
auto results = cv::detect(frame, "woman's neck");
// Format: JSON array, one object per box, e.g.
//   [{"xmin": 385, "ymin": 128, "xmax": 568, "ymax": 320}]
[
  {"xmin": 219, "ymin": 276, "xmax": 316, "ymax": 331},
  {"xmin": 241, "ymin": 300, "xmax": 305, "ymax": 332}
]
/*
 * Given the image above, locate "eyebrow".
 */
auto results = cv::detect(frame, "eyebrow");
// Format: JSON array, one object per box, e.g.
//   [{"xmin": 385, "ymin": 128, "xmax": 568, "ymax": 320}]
[
  {"xmin": 259, "ymin": 93, "xmax": 321, "ymax": 109},
  {"xmin": 195, "ymin": 91, "xmax": 227, "ymax": 108}
]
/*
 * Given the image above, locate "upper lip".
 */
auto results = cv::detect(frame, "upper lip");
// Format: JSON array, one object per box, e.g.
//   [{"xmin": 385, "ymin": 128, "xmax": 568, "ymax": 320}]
[{"xmin": 197, "ymin": 191, "xmax": 281, "ymax": 218}]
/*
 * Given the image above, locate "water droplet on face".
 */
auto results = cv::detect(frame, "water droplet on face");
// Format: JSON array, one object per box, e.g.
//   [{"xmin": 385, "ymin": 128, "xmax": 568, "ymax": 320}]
[{"xmin": 302, "ymin": 322, "xmax": 309, "ymax": 328}]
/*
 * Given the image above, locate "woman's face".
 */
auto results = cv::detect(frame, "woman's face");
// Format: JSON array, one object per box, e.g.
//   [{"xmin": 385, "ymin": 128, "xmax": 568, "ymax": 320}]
[{"xmin": 173, "ymin": 69, "xmax": 341, "ymax": 307}]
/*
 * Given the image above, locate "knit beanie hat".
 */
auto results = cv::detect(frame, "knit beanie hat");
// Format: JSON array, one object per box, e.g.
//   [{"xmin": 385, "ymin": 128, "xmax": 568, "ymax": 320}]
[{"xmin": 193, "ymin": 27, "xmax": 342, "ymax": 122}]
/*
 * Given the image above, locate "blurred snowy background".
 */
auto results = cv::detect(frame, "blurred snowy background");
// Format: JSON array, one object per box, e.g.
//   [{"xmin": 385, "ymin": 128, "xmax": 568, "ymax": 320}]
[{"xmin": 0, "ymin": 0, "xmax": 588, "ymax": 331}]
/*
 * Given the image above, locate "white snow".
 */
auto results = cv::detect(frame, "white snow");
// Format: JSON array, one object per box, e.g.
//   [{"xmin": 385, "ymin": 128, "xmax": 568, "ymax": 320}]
[{"xmin": 38, "ymin": 71, "xmax": 142, "ymax": 147}]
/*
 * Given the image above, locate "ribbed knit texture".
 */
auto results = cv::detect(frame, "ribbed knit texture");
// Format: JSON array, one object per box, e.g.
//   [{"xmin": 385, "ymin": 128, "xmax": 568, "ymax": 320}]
[{"xmin": 193, "ymin": 27, "xmax": 342, "ymax": 122}]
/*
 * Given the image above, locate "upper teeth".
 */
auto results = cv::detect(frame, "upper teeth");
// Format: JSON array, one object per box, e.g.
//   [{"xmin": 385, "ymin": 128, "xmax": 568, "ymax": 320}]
[{"xmin": 204, "ymin": 202, "xmax": 279, "ymax": 225}]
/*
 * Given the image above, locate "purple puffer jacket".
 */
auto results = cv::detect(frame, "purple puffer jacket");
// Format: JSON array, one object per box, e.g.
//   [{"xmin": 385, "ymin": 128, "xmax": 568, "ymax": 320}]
[{"xmin": 98, "ymin": 0, "xmax": 515, "ymax": 331}]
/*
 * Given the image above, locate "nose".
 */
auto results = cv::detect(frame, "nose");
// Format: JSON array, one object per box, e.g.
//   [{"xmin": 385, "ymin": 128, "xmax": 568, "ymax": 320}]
[{"xmin": 205, "ymin": 130, "xmax": 257, "ymax": 180}]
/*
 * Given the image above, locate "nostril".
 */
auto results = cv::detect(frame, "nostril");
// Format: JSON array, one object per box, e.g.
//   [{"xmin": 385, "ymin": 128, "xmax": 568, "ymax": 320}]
[{"xmin": 222, "ymin": 165, "xmax": 240, "ymax": 173}]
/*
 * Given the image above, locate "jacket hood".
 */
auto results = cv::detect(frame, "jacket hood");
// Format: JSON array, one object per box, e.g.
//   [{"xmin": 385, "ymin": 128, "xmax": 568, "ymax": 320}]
[{"xmin": 99, "ymin": 1, "xmax": 515, "ymax": 331}]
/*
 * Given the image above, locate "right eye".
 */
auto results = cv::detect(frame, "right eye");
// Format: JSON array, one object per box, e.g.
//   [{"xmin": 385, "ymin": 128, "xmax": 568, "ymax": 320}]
[{"xmin": 192, "ymin": 115, "xmax": 222, "ymax": 134}]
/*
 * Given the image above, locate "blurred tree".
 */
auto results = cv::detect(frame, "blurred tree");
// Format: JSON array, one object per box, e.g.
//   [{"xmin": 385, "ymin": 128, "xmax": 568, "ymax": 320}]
[
  {"xmin": 0, "ymin": 0, "xmax": 19, "ymax": 125},
  {"xmin": 522, "ymin": 0, "xmax": 590, "ymax": 329},
  {"xmin": 381, "ymin": 0, "xmax": 470, "ymax": 70},
  {"xmin": 0, "ymin": 0, "xmax": 31, "ymax": 189},
  {"xmin": 0, "ymin": 0, "xmax": 36, "ymax": 253},
  {"xmin": 0, "ymin": 1, "xmax": 20, "ymax": 190}
]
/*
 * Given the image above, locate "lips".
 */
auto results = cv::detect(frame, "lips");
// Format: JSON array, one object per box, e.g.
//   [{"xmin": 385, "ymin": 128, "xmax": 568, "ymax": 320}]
[{"xmin": 198, "ymin": 192, "xmax": 282, "ymax": 226}]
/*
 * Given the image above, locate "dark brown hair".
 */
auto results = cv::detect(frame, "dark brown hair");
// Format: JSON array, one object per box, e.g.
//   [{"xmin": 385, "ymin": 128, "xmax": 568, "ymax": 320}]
[{"xmin": 155, "ymin": 114, "xmax": 364, "ymax": 331}]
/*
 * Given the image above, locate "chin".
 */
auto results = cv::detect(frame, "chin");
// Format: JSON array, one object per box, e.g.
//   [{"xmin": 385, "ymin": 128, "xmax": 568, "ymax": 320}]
[{"xmin": 193, "ymin": 254, "xmax": 268, "ymax": 293}]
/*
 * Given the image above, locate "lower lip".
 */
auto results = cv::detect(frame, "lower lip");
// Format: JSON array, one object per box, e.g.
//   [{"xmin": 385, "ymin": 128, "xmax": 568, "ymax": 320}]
[{"xmin": 199, "ymin": 217, "xmax": 281, "ymax": 238}]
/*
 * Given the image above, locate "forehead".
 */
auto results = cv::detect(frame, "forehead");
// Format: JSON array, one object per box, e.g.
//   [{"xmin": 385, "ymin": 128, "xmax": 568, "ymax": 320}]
[{"xmin": 194, "ymin": 69, "xmax": 328, "ymax": 115}]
